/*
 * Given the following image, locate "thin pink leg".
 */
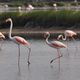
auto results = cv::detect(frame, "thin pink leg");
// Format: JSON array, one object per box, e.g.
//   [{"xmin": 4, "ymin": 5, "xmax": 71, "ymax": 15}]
[
  {"xmin": 66, "ymin": 38, "xmax": 69, "ymax": 56},
  {"xmin": 50, "ymin": 52, "xmax": 62, "ymax": 63},
  {"xmin": 72, "ymin": 37, "xmax": 78, "ymax": 55},
  {"xmin": 18, "ymin": 44, "xmax": 20, "ymax": 72},
  {"xmin": 27, "ymin": 46, "xmax": 31, "ymax": 65},
  {"xmin": 0, "ymin": 39, "xmax": 4, "ymax": 50},
  {"xmin": 57, "ymin": 49, "xmax": 61, "ymax": 71}
]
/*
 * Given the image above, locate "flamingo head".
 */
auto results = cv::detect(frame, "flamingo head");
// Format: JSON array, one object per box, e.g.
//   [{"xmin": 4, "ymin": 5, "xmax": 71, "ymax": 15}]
[
  {"xmin": 6, "ymin": 18, "xmax": 12, "ymax": 22},
  {"xmin": 44, "ymin": 32, "xmax": 50, "ymax": 38},
  {"xmin": 57, "ymin": 34, "xmax": 62, "ymax": 40}
]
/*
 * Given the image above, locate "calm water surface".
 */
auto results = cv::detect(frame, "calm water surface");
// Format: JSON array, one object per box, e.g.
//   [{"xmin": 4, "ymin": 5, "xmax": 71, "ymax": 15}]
[{"xmin": 0, "ymin": 40, "xmax": 80, "ymax": 80}]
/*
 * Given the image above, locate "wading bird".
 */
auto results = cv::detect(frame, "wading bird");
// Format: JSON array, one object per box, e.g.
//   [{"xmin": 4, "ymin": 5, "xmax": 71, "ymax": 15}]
[
  {"xmin": 57, "ymin": 30, "xmax": 77, "ymax": 41},
  {"xmin": 6, "ymin": 18, "xmax": 31, "ymax": 67},
  {"xmin": 26, "ymin": 4, "xmax": 34, "ymax": 11},
  {"xmin": 57, "ymin": 30, "xmax": 77, "ymax": 54},
  {"xmin": 44, "ymin": 32, "xmax": 67, "ymax": 69}
]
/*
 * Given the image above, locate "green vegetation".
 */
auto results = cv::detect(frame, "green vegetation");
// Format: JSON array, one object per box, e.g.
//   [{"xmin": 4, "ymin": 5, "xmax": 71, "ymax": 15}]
[
  {"xmin": 1, "ymin": 2, "xmax": 80, "ymax": 7},
  {"xmin": 0, "ymin": 10, "xmax": 80, "ymax": 30}
]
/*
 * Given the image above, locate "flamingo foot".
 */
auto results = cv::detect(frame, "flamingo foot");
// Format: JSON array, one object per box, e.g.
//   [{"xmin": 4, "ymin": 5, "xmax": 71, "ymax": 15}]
[
  {"xmin": 50, "ymin": 60, "xmax": 53, "ymax": 64},
  {"xmin": 27, "ymin": 61, "xmax": 30, "ymax": 65},
  {"xmin": 50, "ymin": 54, "xmax": 63, "ymax": 64}
]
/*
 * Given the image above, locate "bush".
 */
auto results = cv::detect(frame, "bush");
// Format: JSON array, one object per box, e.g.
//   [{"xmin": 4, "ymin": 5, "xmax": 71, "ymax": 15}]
[
  {"xmin": 70, "ymin": 2, "xmax": 78, "ymax": 6},
  {"xmin": 0, "ymin": 10, "xmax": 80, "ymax": 30},
  {"xmin": 56, "ymin": 2, "xmax": 65, "ymax": 6}
]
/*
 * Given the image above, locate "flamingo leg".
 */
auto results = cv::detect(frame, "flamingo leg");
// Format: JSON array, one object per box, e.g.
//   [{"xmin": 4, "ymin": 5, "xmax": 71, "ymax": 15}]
[
  {"xmin": 27, "ymin": 46, "xmax": 31, "ymax": 65},
  {"xmin": 50, "ymin": 49, "xmax": 63, "ymax": 64},
  {"xmin": 50, "ymin": 54, "xmax": 62, "ymax": 63},
  {"xmin": 57, "ymin": 49, "xmax": 61, "ymax": 71},
  {"xmin": 72, "ymin": 36, "xmax": 78, "ymax": 54},
  {"xmin": 66, "ymin": 37, "xmax": 69, "ymax": 56},
  {"xmin": 18, "ymin": 44, "xmax": 20, "ymax": 71},
  {"xmin": 0, "ymin": 39, "xmax": 4, "ymax": 50}
]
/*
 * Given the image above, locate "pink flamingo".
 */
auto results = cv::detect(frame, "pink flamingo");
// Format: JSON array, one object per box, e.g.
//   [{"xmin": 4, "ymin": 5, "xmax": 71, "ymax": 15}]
[
  {"xmin": 57, "ymin": 30, "xmax": 77, "ymax": 54},
  {"xmin": 44, "ymin": 32, "xmax": 67, "ymax": 69},
  {"xmin": 57, "ymin": 30, "xmax": 77, "ymax": 41},
  {"xmin": 6, "ymin": 18, "xmax": 31, "ymax": 67},
  {"xmin": 0, "ymin": 32, "xmax": 5, "ymax": 50}
]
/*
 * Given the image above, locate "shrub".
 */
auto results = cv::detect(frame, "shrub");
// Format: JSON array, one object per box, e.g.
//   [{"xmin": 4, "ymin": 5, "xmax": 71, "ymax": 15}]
[{"xmin": 0, "ymin": 10, "xmax": 80, "ymax": 30}]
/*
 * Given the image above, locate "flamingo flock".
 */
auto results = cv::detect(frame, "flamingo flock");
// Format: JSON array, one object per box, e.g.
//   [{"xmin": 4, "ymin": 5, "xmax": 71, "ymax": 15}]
[{"xmin": 0, "ymin": 18, "xmax": 78, "ymax": 70}]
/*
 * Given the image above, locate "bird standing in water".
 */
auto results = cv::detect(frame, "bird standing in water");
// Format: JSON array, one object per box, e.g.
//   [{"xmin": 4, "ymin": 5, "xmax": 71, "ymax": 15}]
[
  {"xmin": 44, "ymin": 32, "xmax": 67, "ymax": 70},
  {"xmin": 6, "ymin": 18, "xmax": 31, "ymax": 68},
  {"xmin": 57, "ymin": 30, "xmax": 77, "ymax": 55}
]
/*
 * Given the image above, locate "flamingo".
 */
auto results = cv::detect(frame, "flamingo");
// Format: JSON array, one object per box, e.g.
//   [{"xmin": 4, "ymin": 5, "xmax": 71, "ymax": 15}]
[
  {"xmin": 57, "ymin": 30, "xmax": 77, "ymax": 54},
  {"xmin": 5, "ymin": 18, "xmax": 31, "ymax": 67},
  {"xmin": 0, "ymin": 32, "xmax": 5, "ymax": 50},
  {"xmin": 26, "ymin": 4, "xmax": 34, "ymax": 11},
  {"xmin": 57, "ymin": 30, "xmax": 77, "ymax": 41},
  {"xmin": 44, "ymin": 32, "xmax": 67, "ymax": 69}
]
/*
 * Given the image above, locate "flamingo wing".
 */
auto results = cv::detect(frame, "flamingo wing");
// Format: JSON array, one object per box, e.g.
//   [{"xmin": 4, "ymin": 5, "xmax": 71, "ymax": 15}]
[
  {"xmin": 51, "ymin": 41, "xmax": 67, "ymax": 48},
  {"xmin": 13, "ymin": 36, "xmax": 29, "ymax": 45},
  {"xmin": 65, "ymin": 30, "xmax": 77, "ymax": 36}
]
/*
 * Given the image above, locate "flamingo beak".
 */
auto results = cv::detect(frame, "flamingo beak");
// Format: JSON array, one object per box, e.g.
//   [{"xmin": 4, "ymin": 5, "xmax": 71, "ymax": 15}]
[
  {"xmin": 2, "ymin": 35, "xmax": 5, "ymax": 39},
  {"xmin": 0, "ymin": 34, "xmax": 5, "ymax": 39},
  {"xmin": 75, "ymin": 33, "xmax": 77, "ymax": 36}
]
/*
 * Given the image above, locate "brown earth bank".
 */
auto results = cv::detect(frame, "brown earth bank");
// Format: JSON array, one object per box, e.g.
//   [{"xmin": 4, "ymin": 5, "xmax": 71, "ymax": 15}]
[
  {"xmin": 0, "ymin": 28, "xmax": 80, "ymax": 39},
  {"xmin": 1, "ymin": 28, "xmax": 80, "ymax": 34}
]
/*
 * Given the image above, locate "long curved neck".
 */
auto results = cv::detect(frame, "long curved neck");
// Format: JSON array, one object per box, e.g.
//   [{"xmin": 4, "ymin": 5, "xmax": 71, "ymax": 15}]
[
  {"xmin": 61, "ymin": 34, "xmax": 67, "ymax": 40},
  {"xmin": 9, "ymin": 20, "xmax": 13, "ymax": 39},
  {"xmin": 46, "ymin": 33, "xmax": 51, "ymax": 45}
]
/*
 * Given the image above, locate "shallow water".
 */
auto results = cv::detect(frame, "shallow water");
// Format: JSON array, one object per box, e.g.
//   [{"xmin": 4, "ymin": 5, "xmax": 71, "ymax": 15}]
[{"xmin": 0, "ymin": 40, "xmax": 80, "ymax": 80}]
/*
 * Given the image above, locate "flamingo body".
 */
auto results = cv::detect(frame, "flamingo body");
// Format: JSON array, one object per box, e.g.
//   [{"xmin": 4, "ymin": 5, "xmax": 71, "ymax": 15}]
[
  {"xmin": 13, "ymin": 36, "xmax": 30, "ymax": 45},
  {"xmin": 65, "ymin": 30, "xmax": 77, "ymax": 37},
  {"xmin": 6, "ymin": 18, "xmax": 31, "ymax": 66},
  {"xmin": 57, "ymin": 30, "xmax": 77, "ymax": 40},
  {"xmin": 50, "ymin": 41, "xmax": 67, "ymax": 49}
]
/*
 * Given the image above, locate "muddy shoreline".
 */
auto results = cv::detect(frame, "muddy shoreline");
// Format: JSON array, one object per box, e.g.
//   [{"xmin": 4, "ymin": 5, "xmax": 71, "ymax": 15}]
[{"xmin": 1, "ymin": 28, "xmax": 80, "ymax": 39}]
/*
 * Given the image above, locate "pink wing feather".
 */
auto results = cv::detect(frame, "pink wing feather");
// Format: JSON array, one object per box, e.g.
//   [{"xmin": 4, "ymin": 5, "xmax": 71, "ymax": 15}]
[{"xmin": 14, "ymin": 36, "xmax": 29, "ymax": 45}]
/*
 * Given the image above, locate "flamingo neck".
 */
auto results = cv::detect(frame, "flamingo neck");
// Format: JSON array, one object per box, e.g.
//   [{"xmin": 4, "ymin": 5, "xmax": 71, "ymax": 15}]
[
  {"xmin": 46, "ymin": 33, "xmax": 50, "ymax": 45},
  {"xmin": 9, "ymin": 19, "xmax": 13, "ymax": 39},
  {"xmin": 61, "ymin": 35, "xmax": 66, "ymax": 40}
]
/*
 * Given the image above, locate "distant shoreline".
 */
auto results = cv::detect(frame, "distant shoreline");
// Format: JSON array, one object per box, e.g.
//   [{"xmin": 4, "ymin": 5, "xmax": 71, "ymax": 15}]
[
  {"xmin": 0, "ymin": 28, "xmax": 80, "ymax": 35},
  {"xmin": 1, "ymin": 28, "xmax": 79, "ymax": 39}
]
